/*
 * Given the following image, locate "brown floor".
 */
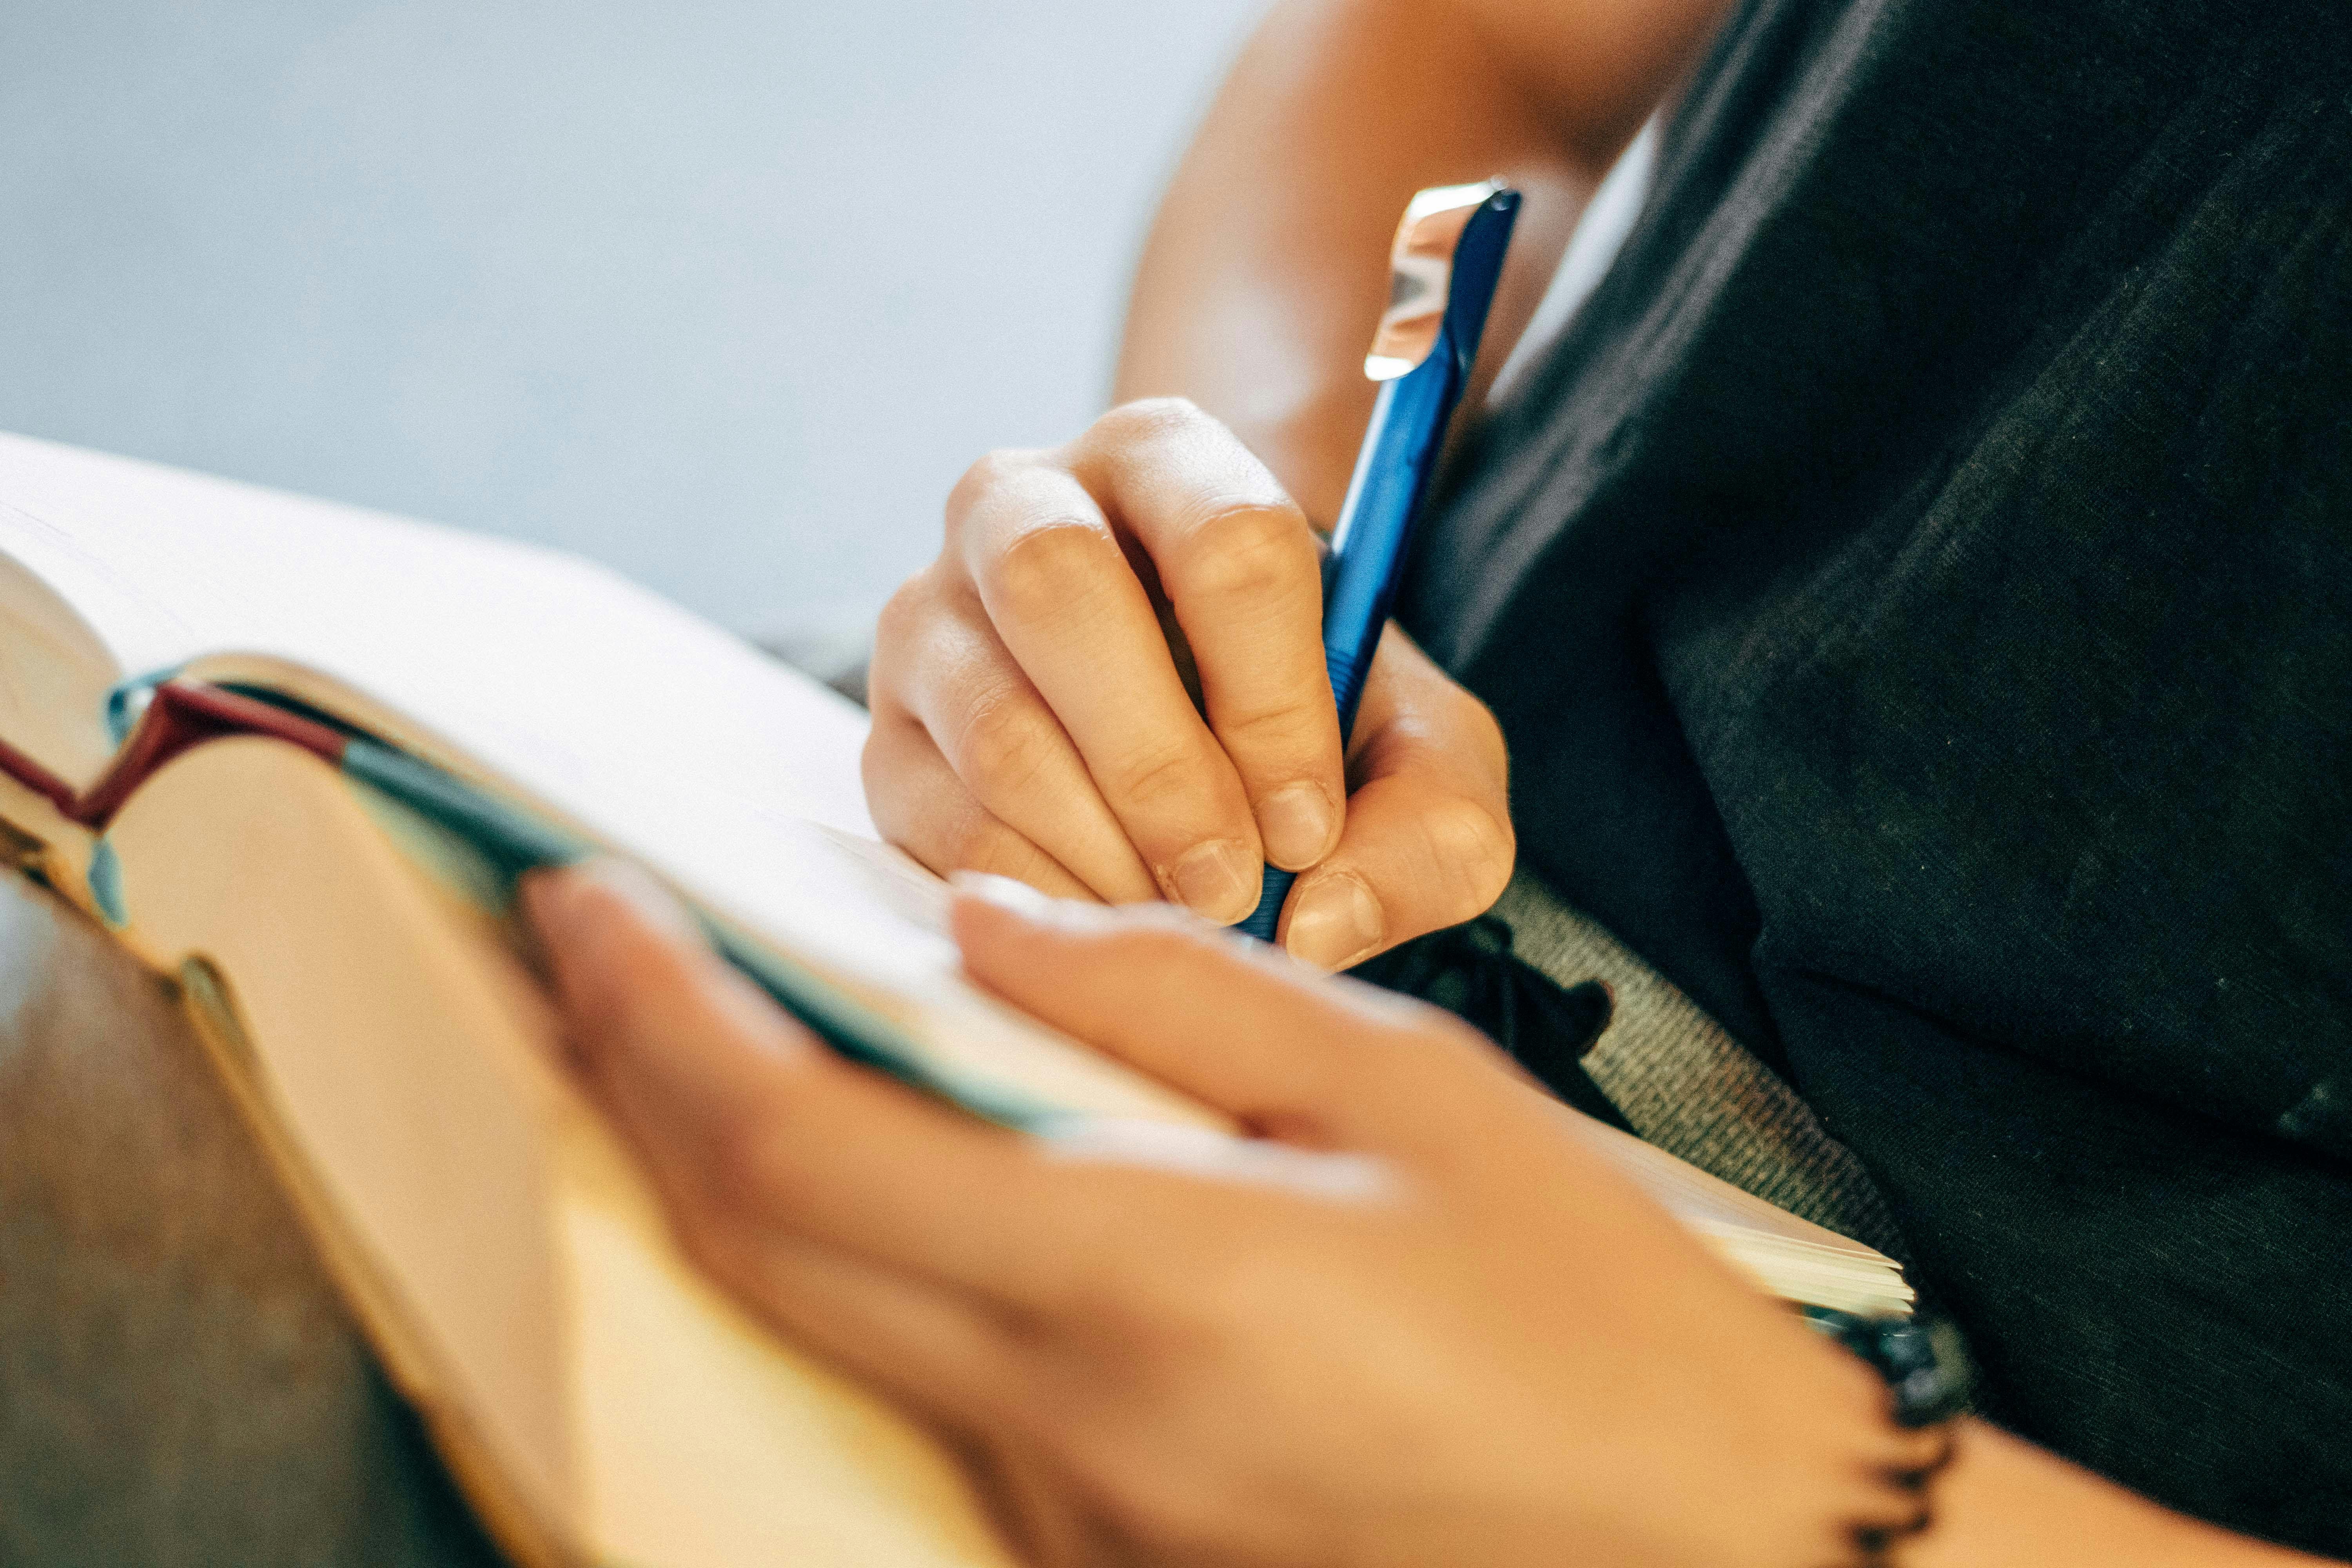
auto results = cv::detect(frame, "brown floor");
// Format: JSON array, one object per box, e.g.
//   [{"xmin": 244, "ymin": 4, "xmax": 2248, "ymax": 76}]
[{"xmin": 0, "ymin": 871, "xmax": 504, "ymax": 1567}]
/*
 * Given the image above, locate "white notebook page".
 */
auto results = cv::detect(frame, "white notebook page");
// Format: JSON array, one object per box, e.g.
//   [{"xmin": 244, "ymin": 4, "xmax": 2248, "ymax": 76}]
[{"xmin": 0, "ymin": 431, "xmax": 1211, "ymax": 1125}]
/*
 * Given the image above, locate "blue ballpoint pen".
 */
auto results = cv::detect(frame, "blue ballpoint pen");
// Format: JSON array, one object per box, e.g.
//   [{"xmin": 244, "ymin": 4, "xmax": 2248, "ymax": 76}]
[{"xmin": 1240, "ymin": 180, "xmax": 1521, "ymax": 944}]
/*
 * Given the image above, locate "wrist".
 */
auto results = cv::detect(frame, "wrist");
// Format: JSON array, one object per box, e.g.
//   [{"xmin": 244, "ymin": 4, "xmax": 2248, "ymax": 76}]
[
  {"xmin": 1906, "ymin": 1420, "xmax": 2327, "ymax": 1568},
  {"xmin": 1642, "ymin": 1309, "xmax": 1964, "ymax": 1568},
  {"xmin": 1798, "ymin": 1309, "xmax": 1969, "ymax": 1564}
]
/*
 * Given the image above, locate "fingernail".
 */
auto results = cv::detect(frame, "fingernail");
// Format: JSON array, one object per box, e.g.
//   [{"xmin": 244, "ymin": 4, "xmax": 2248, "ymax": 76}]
[
  {"xmin": 1283, "ymin": 871, "xmax": 1384, "ymax": 970},
  {"xmin": 1257, "ymin": 782, "xmax": 1337, "ymax": 871},
  {"xmin": 1162, "ymin": 838, "xmax": 1258, "ymax": 924}
]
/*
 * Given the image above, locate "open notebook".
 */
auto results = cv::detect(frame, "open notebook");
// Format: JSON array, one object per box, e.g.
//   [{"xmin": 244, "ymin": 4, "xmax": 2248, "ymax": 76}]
[{"xmin": 0, "ymin": 430, "xmax": 1911, "ymax": 1568}]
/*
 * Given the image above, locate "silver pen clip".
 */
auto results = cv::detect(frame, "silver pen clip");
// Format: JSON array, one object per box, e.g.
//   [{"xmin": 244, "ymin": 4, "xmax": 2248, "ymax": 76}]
[{"xmin": 1362, "ymin": 178, "xmax": 1508, "ymax": 381}]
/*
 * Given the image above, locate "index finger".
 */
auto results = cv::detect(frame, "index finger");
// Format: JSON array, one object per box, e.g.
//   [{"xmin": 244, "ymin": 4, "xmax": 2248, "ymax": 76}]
[
  {"xmin": 949, "ymin": 879, "xmax": 1490, "ymax": 1161},
  {"xmin": 953, "ymin": 452, "xmax": 1265, "ymax": 923},
  {"xmin": 1069, "ymin": 401, "xmax": 1346, "ymax": 873},
  {"xmin": 522, "ymin": 861, "xmax": 1129, "ymax": 1311}
]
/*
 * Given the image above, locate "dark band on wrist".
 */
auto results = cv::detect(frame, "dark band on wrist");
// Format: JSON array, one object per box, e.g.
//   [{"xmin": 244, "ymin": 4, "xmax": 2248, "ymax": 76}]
[{"xmin": 1799, "ymin": 1308, "xmax": 1973, "ymax": 1565}]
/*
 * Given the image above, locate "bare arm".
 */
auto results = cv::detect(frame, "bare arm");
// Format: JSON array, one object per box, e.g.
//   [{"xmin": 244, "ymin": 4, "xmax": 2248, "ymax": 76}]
[
  {"xmin": 529, "ymin": 867, "xmax": 2346, "ymax": 1568},
  {"xmin": 866, "ymin": 0, "xmax": 1735, "ymax": 965},
  {"xmin": 1915, "ymin": 1424, "xmax": 2327, "ymax": 1568},
  {"xmin": 1116, "ymin": 0, "xmax": 1731, "ymax": 521},
  {"xmin": 780, "ymin": 6, "xmax": 2336, "ymax": 1559}
]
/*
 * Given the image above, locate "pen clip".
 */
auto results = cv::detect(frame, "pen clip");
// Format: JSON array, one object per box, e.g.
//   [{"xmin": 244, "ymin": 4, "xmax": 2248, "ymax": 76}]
[{"xmin": 1363, "ymin": 178, "xmax": 1520, "ymax": 381}]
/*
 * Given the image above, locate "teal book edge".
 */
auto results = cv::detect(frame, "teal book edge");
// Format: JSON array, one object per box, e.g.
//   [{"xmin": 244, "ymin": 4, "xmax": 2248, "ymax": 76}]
[{"xmin": 100, "ymin": 671, "xmax": 1064, "ymax": 1134}]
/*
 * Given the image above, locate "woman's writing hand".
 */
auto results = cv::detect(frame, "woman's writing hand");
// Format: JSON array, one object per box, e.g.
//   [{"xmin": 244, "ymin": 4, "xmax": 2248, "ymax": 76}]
[
  {"xmin": 524, "ymin": 862, "xmax": 1927, "ymax": 1568},
  {"xmin": 863, "ymin": 398, "xmax": 1513, "ymax": 969}
]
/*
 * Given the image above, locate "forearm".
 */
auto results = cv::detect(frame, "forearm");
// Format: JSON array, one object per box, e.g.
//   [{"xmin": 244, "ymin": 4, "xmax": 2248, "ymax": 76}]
[
  {"xmin": 1114, "ymin": 0, "xmax": 1726, "ymax": 523},
  {"xmin": 1915, "ymin": 1421, "xmax": 2336, "ymax": 1568}
]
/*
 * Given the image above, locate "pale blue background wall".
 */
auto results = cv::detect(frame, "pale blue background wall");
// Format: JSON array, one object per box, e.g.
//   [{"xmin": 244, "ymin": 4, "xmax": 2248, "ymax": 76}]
[{"xmin": 0, "ymin": 2, "xmax": 1263, "ymax": 637}]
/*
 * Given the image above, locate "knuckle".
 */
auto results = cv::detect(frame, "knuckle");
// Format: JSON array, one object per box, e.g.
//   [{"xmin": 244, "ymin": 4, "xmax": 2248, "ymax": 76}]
[
  {"xmin": 945, "ymin": 447, "xmax": 1036, "ymax": 531},
  {"xmin": 982, "ymin": 519, "xmax": 1117, "ymax": 626},
  {"xmin": 1172, "ymin": 501, "xmax": 1317, "ymax": 608},
  {"xmin": 1215, "ymin": 697, "xmax": 1332, "ymax": 760},
  {"xmin": 944, "ymin": 817, "xmax": 1054, "ymax": 884},
  {"xmin": 1422, "ymin": 794, "xmax": 1515, "ymax": 915},
  {"xmin": 953, "ymin": 692, "xmax": 1059, "ymax": 802},
  {"xmin": 938, "ymin": 814, "xmax": 1007, "ymax": 873},
  {"xmin": 1089, "ymin": 395, "xmax": 1207, "ymax": 448},
  {"xmin": 1100, "ymin": 737, "xmax": 1209, "ymax": 812}
]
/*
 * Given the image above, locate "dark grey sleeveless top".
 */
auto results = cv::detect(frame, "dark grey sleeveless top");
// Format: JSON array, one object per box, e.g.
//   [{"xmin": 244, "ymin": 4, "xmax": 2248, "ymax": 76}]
[{"xmin": 1403, "ymin": 0, "xmax": 2352, "ymax": 1550}]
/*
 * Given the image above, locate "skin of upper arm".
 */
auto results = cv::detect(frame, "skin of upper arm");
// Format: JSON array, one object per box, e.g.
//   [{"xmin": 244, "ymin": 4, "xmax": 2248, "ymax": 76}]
[
  {"xmin": 1446, "ymin": 0, "xmax": 1738, "ymax": 165},
  {"xmin": 1115, "ymin": 0, "xmax": 1734, "ymax": 518}
]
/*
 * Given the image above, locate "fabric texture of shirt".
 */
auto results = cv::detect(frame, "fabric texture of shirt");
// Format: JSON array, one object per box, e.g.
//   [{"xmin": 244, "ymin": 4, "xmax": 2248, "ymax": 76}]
[{"xmin": 1403, "ymin": 0, "xmax": 2352, "ymax": 1549}]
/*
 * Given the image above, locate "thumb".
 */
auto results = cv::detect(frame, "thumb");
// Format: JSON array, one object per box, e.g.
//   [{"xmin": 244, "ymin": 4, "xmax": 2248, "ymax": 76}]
[
  {"xmin": 1276, "ymin": 626, "xmax": 1514, "ymax": 970},
  {"xmin": 949, "ymin": 874, "xmax": 1492, "ymax": 1153}
]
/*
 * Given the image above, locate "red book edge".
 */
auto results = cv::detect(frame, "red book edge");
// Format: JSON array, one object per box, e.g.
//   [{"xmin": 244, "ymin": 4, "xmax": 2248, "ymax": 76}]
[{"xmin": 0, "ymin": 679, "xmax": 350, "ymax": 830}]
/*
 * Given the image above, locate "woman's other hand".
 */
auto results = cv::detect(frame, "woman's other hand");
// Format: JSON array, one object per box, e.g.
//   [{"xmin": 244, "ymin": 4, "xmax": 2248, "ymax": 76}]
[
  {"xmin": 524, "ymin": 862, "xmax": 1925, "ymax": 1568},
  {"xmin": 864, "ymin": 397, "xmax": 1513, "ymax": 970}
]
